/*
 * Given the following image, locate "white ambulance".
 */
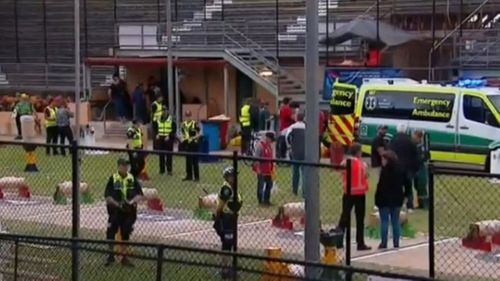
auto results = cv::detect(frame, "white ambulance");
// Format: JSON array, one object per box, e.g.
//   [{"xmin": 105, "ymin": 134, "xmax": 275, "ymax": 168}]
[{"xmin": 355, "ymin": 79, "xmax": 500, "ymax": 168}]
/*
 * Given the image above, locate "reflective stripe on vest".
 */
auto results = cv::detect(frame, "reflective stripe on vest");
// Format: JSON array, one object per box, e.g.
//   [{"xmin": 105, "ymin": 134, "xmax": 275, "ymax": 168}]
[
  {"xmin": 239, "ymin": 105, "xmax": 250, "ymax": 127},
  {"xmin": 341, "ymin": 158, "xmax": 368, "ymax": 195},
  {"xmin": 152, "ymin": 101, "xmax": 163, "ymax": 122},
  {"xmin": 128, "ymin": 127, "xmax": 142, "ymax": 148},
  {"xmin": 182, "ymin": 120, "xmax": 196, "ymax": 142},
  {"xmin": 45, "ymin": 107, "xmax": 57, "ymax": 127},
  {"xmin": 157, "ymin": 116, "xmax": 173, "ymax": 136},
  {"xmin": 112, "ymin": 172, "xmax": 135, "ymax": 200}
]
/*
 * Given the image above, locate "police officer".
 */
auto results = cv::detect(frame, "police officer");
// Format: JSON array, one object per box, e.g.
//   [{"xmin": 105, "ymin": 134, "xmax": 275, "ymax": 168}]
[
  {"xmin": 104, "ymin": 158, "xmax": 144, "ymax": 267},
  {"xmin": 156, "ymin": 108, "xmax": 176, "ymax": 175},
  {"xmin": 214, "ymin": 166, "xmax": 242, "ymax": 279},
  {"xmin": 151, "ymin": 93, "xmax": 164, "ymax": 143},
  {"xmin": 239, "ymin": 99, "xmax": 251, "ymax": 154},
  {"xmin": 181, "ymin": 110, "xmax": 200, "ymax": 181},
  {"xmin": 44, "ymin": 98, "xmax": 59, "ymax": 155},
  {"xmin": 126, "ymin": 120, "xmax": 145, "ymax": 178}
]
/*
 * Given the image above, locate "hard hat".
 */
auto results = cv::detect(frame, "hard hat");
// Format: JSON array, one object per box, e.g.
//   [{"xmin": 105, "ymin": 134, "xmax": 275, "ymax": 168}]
[
  {"xmin": 222, "ymin": 166, "xmax": 235, "ymax": 178},
  {"xmin": 20, "ymin": 93, "xmax": 28, "ymax": 98}
]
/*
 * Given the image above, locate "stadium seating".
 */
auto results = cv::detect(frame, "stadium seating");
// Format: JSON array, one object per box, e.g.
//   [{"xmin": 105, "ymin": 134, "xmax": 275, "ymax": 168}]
[{"xmin": 1, "ymin": 0, "xmax": 499, "ymax": 92}]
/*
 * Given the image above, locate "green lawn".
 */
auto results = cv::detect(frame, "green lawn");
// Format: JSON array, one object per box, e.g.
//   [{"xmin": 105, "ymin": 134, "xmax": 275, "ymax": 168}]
[
  {"xmin": 0, "ymin": 144, "xmax": 431, "ymax": 231},
  {"xmin": 4, "ymin": 144, "xmax": 499, "ymax": 240}
]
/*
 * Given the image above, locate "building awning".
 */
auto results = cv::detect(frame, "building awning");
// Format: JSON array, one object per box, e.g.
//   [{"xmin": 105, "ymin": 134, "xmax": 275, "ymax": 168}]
[{"xmin": 84, "ymin": 57, "xmax": 226, "ymax": 67}]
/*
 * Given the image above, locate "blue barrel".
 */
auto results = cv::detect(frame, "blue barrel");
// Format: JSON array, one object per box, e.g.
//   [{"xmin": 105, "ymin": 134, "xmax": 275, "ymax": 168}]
[
  {"xmin": 199, "ymin": 136, "xmax": 218, "ymax": 163},
  {"xmin": 201, "ymin": 121, "xmax": 221, "ymax": 152}
]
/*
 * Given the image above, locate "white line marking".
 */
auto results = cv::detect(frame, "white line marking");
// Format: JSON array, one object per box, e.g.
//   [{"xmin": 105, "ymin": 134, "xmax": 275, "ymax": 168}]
[
  {"xmin": 162, "ymin": 219, "xmax": 271, "ymax": 239},
  {"xmin": 19, "ymin": 204, "xmax": 105, "ymax": 220},
  {"xmin": 352, "ymin": 238, "xmax": 459, "ymax": 261}
]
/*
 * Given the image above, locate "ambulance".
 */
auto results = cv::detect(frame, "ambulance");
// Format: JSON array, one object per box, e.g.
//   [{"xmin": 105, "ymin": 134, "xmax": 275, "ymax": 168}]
[{"xmin": 354, "ymin": 79, "xmax": 500, "ymax": 168}]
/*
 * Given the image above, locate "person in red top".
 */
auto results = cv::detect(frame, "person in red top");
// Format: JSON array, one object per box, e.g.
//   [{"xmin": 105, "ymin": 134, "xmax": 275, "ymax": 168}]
[
  {"xmin": 337, "ymin": 143, "xmax": 372, "ymax": 251},
  {"xmin": 254, "ymin": 132, "xmax": 276, "ymax": 205},
  {"xmin": 279, "ymin": 97, "xmax": 294, "ymax": 132}
]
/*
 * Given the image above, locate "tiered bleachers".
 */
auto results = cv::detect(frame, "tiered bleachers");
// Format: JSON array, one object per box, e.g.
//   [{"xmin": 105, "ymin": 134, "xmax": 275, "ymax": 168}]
[
  {"xmin": 0, "ymin": 0, "xmax": 17, "ymax": 63},
  {"xmin": 16, "ymin": 0, "xmax": 45, "ymax": 63},
  {"xmin": 46, "ymin": 0, "xmax": 74, "ymax": 63}
]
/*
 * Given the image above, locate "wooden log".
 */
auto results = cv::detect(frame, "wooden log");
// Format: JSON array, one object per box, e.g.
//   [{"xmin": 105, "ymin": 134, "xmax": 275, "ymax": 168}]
[
  {"xmin": 142, "ymin": 188, "xmax": 159, "ymax": 200},
  {"xmin": 467, "ymin": 220, "xmax": 500, "ymax": 239},
  {"xmin": 198, "ymin": 194, "xmax": 218, "ymax": 210},
  {"xmin": 0, "ymin": 177, "xmax": 25, "ymax": 190},
  {"xmin": 282, "ymin": 202, "xmax": 305, "ymax": 218},
  {"xmin": 58, "ymin": 181, "xmax": 89, "ymax": 196}
]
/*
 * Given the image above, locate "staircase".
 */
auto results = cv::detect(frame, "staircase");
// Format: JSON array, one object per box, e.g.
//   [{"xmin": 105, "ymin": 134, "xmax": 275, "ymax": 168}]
[
  {"xmin": 222, "ymin": 23, "xmax": 304, "ymax": 99},
  {"xmin": 0, "ymin": 67, "xmax": 8, "ymax": 86}
]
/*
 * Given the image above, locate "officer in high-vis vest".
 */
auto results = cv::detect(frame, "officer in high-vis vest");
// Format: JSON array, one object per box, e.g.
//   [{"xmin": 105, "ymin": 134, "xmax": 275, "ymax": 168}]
[
  {"xmin": 239, "ymin": 99, "xmax": 252, "ymax": 155},
  {"xmin": 104, "ymin": 158, "xmax": 144, "ymax": 267},
  {"xmin": 337, "ymin": 143, "xmax": 371, "ymax": 251},
  {"xmin": 44, "ymin": 98, "xmax": 59, "ymax": 155},
  {"xmin": 156, "ymin": 108, "xmax": 176, "ymax": 175},
  {"xmin": 181, "ymin": 110, "xmax": 201, "ymax": 181},
  {"xmin": 214, "ymin": 166, "xmax": 242, "ymax": 279},
  {"xmin": 126, "ymin": 120, "xmax": 145, "ymax": 178},
  {"xmin": 14, "ymin": 93, "xmax": 35, "ymax": 140},
  {"xmin": 151, "ymin": 94, "xmax": 164, "ymax": 144}
]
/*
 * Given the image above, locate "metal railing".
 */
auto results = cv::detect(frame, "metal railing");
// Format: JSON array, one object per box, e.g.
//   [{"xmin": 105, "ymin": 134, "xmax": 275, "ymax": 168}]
[{"xmin": 0, "ymin": 233, "xmax": 439, "ymax": 281}]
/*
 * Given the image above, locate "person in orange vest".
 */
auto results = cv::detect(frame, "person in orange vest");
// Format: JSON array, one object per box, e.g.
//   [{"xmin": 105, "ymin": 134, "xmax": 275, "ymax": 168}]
[{"xmin": 337, "ymin": 143, "xmax": 371, "ymax": 251}]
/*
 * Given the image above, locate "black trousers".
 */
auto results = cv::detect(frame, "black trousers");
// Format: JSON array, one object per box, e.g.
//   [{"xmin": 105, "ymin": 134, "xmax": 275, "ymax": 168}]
[
  {"xmin": 128, "ymin": 149, "xmax": 145, "ymax": 178},
  {"xmin": 152, "ymin": 122, "xmax": 158, "ymax": 148},
  {"xmin": 240, "ymin": 126, "xmax": 251, "ymax": 154},
  {"xmin": 58, "ymin": 126, "xmax": 74, "ymax": 155},
  {"xmin": 15, "ymin": 115, "xmax": 22, "ymax": 137},
  {"xmin": 156, "ymin": 137, "xmax": 173, "ymax": 174},
  {"xmin": 183, "ymin": 140, "xmax": 200, "ymax": 180},
  {"xmin": 46, "ymin": 126, "xmax": 59, "ymax": 155},
  {"xmin": 214, "ymin": 213, "xmax": 237, "ymax": 251},
  {"xmin": 338, "ymin": 194, "xmax": 366, "ymax": 245},
  {"xmin": 106, "ymin": 206, "xmax": 137, "ymax": 241}
]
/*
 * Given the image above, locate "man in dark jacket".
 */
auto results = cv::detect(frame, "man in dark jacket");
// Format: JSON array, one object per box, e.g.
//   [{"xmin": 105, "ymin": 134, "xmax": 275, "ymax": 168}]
[
  {"xmin": 285, "ymin": 112, "xmax": 305, "ymax": 197},
  {"xmin": 389, "ymin": 123, "xmax": 419, "ymax": 211}
]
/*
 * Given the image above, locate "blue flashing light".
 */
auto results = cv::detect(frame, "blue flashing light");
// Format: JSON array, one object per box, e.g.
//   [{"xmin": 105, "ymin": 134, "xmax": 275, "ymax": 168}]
[{"xmin": 455, "ymin": 79, "xmax": 487, "ymax": 88}]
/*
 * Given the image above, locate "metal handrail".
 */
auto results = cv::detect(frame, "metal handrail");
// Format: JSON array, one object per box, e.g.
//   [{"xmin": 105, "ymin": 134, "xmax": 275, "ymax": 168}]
[{"xmin": 100, "ymin": 100, "xmax": 111, "ymax": 134}]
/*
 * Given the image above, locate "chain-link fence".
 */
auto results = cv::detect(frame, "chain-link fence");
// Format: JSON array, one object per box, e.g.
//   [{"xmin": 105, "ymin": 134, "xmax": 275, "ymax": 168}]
[
  {"xmin": 0, "ymin": 141, "xmax": 347, "ymax": 262},
  {"xmin": 432, "ymin": 168, "xmax": 500, "ymax": 281},
  {"xmin": 0, "ymin": 233, "xmax": 437, "ymax": 281}
]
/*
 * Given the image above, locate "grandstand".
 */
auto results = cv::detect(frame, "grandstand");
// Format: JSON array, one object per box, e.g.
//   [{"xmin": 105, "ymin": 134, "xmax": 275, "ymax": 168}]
[{"xmin": 0, "ymin": 0, "xmax": 499, "ymax": 122}]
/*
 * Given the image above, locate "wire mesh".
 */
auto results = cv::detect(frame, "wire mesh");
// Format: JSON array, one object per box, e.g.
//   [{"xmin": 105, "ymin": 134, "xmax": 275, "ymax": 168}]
[{"xmin": 433, "ymin": 171, "xmax": 500, "ymax": 281}]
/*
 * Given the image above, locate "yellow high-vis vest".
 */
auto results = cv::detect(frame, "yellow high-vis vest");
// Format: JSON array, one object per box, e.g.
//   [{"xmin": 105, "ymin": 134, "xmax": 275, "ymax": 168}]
[
  {"xmin": 239, "ymin": 105, "xmax": 250, "ymax": 127},
  {"xmin": 45, "ymin": 107, "xmax": 57, "ymax": 128},
  {"xmin": 157, "ymin": 116, "xmax": 173, "ymax": 137}
]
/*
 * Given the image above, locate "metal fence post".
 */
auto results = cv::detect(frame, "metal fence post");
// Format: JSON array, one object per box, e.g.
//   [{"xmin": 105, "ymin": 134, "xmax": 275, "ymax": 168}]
[
  {"xmin": 156, "ymin": 245, "xmax": 164, "ymax": 281},
  {"xmin": 232, "ymin": 150, "xmax": 239, "ymax": 279},
  {"xmin": 345, "ymin": 158, "xmax": 352, "ymax": 280},
  {"xmin": 14, "ymin": 239, "xmax": 19, "ymax": 281},
  {"xmin": 428, "ymin": 164, "xmax": 435, "ymax": 278},
  {"xmin": 71, "ymin": 141, "xmax": 80, "ymax": 281}
]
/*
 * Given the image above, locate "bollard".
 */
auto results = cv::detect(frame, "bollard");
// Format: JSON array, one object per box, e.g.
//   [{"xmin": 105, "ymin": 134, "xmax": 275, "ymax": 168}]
[
  {"xmin": 320, "ymin": 228, "xmax": 344, "ymax": 279},
  {"xmin": 261, "ymin": 247, "xmax": 293, "ymax": 281}
]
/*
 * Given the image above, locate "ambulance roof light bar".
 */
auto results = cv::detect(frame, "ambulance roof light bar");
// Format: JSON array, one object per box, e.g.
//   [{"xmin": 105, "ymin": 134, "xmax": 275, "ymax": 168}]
[{"xmin": 362, "ymin": 78, "xmax": 419, "ymax": 85}]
